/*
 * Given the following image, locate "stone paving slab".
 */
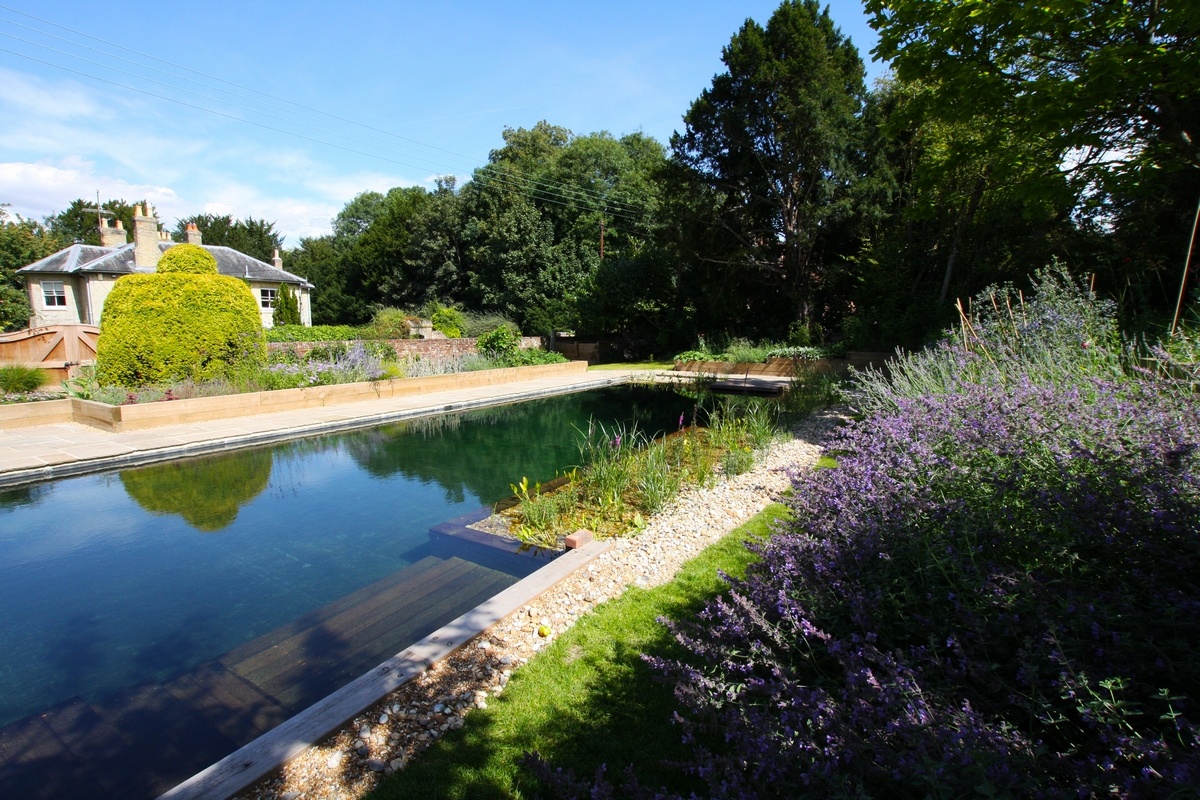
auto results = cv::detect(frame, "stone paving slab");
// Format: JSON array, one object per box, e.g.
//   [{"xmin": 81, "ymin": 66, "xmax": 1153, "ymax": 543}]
[{"xmin": 0, "ymin": 369, "xmax": 652, "ymax": 488}]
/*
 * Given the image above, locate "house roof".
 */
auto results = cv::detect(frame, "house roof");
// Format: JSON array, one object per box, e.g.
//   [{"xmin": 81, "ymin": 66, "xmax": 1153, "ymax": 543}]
[{"xmin": 17, "ymin": 242, "xmax": 313, "ymax": 288}]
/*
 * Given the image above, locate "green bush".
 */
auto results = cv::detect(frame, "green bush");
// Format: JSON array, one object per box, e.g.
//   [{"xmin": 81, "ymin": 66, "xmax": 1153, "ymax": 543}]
[
  {"xmin": 272, "ymin": 283, "xmax": 301, "ymax": 326},
  {"xmin": 477, "ymin": 325, "xmax": 521, "ymax": 360},
  {"xmin": 0, "ymin": 364, "xmax": 48, "ymax": 393},
  {"xmin": 363, "ymin": 307, "xmax": 416, "ymax": 339},
  {"xmin": 157, "ymin": 243, "xmax": 218, "ymax": 274},
  {"xmin": 0, "ymin": 284, "xmax": 32, "ymax": 332},
  {"xmin": 97, "ymin": 272, "xmax": 266, "ymax": 386},
  {"xmin": 428, "ymin": 302, "xmax": 465, "ymax": 338}
]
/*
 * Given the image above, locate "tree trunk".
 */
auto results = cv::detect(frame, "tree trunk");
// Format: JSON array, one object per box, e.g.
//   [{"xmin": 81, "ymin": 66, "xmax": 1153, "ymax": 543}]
[{"xmin": 939, "ymin": 172, "xmax": 988, "ymax": 303}]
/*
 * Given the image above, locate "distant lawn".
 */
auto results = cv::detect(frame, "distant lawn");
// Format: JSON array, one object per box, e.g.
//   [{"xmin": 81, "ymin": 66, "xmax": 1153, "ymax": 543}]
[
  {"xmin": 588, "ymin": 361, "xmax": 672, "ymax": 371},
  {"xmin": 368, "ymin": 504, "xmax": 792, "ymax": 800}
]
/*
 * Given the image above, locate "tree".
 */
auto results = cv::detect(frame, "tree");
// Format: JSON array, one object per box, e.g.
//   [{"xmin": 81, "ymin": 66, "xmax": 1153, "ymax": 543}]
[
  {"xmin": 172, "ymin": 214, "xmax": 284, "ymax": 262},
  {"xmin": 671, "ymin": 0, "xmax": 868, "ymax": 333},
  {"xmin": 1, "ymin": 205, "xmax": 63, "ymax": 330},
  {"xmin": 286, "ymin": 236, "xmax": 349, "ymax": 325},
  {"xmin": 272, "ymin": 283, "xmax": 301, "ymax": 326},
  {"xmin": 46, "ymin": 198, "xmax": 142, "ymax": 245},
  {"xmin": 867, "ymin": 0, "xmax": 1200, "ymax": 190}
]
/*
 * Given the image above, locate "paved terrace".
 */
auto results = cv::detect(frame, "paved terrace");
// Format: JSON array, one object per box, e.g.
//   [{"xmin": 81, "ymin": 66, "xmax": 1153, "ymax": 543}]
[{"xmin": 0, "ymin": 368, "xmax": 652, "ymax": 488}]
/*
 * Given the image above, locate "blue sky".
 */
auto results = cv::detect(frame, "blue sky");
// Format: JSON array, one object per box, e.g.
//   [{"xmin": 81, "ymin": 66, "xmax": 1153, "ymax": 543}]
[{"xmin": 0, "ymin": 1, "xmax": 885, "ymax": 244}]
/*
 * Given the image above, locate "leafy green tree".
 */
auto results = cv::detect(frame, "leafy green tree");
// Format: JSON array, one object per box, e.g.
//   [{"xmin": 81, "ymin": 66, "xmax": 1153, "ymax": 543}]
[
  {"xmin": 286, "ymin": 236, "xmax": 349, "ymax": 325},
  {"xmin": 171, "ymin": 214, "xmax": 284, "ymax": 262},
  {"xmin": 342, "ymin": 186, "xmax": 429, "ymax": 315},
  {"xmin": 867, "ymin": 0, "xmax": 1200, "ymax": 190},
  {"xmin": 1, "ymin": 205, "xmax": 63, "ymax": 330},
  {"xmin": 403, "ymin": 177, "xmax": 468, "ymax": 308},
  {"xmin": 671, "ymin": 0, "xmax": 868, "ymax": 334},
  {"xmin": 273, "ymin": 283, "xmax": 301, "ymax": 326},
  {"xmin": 46, "ymin": 198, "xmax": 142, "ymax": 245}
]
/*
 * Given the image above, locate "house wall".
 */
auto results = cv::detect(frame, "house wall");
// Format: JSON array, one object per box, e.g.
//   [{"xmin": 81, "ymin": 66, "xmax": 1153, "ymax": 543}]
[
  {"xmin": 25, "ymin": 275, "xmax": 85, "ymax": 328},
  {"xmin": 83, "ymin": 275, "xmax": 122, "ymax": 326},
  {"xmin": 248, "ymin": 282, "xmax": 313, "ymax": 328}
]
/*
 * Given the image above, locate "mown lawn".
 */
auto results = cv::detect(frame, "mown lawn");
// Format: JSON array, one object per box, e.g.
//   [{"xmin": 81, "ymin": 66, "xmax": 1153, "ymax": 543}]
[{"xmin": 368, "ymin": 504, "xmax": 791, "ymax": 800}]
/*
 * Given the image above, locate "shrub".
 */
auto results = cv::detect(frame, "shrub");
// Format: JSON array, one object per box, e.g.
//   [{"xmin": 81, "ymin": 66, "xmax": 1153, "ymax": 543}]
[
  {"xmin": 0, "ymin": 284, "xmax": 32, "ymax": 332},
  {"xmin": 272, "ymin": 283, "xmax": 301, "ymax": 326},
  {"xmin": 265, "ymin": 324, "xmax": 359, "ymax": 342},
  {"xmin": 96, "ymin": 272, "xmax": 266, "ymax": 386},
  {"xmin": 363, "ymin": 307, "xmax": 417, "ymax": 339},
  {"xmin": 0, "ymin": 363, "xmax": 47, "ymax": 393},
  {"xmin": 462, "ymin": 311, "xmax": 518, "ymax": 338},
  {"xmin": 426, "ymin": 301, "xmax": 465, "ymax": 338},
  {"xmin": 477, "ymin": 325, "xmax": 521, "ymax": 360},
  {"xmin": 156, "ymin": 243, "xmax": 218, "ymax": 274}
]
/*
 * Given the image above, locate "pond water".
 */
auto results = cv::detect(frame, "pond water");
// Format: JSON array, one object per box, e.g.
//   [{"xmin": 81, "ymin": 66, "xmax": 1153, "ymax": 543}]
[{"xmin": 0, "ymin": 385, "xmax": 694, "ymax": 729}]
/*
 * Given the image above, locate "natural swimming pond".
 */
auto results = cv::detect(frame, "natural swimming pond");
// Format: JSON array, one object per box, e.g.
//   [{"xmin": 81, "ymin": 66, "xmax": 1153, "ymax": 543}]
[{"xmin": 0, "ymin": 384, "xmax": 693, "ymax": 799}]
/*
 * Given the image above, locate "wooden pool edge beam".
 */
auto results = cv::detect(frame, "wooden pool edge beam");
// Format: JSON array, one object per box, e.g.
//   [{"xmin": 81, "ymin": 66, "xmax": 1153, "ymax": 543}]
[{"xmin": 156, "ymin": 537, "xmax": 616, "ymax": 800}]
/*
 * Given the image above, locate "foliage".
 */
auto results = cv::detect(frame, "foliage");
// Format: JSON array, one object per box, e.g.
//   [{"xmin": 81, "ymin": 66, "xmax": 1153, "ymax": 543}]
[
  {"xmin": 0, "ymin": 364, "xmax": 47, "ymax": 394},
  {"xmin": 671, "ymin": 0, "xmax": 867, "ymax": 332},
  {"xmin": 1, "ymin": 205, "xmax": 62, "ymax": 331},
  {"xmin": 628, "ymin": 373, "xmax": 1200, "ymax": 799},
  {"xmin": 361, "ymin": 307, "xmax": 417, "ymax": 340},
  {"xmin": 96, "ymin": 273, "xmax": 266, "ymax": 386},
  {"xmin": 476, "ymin": 324, "xmax": 521, "ymax": 361},
  {"xmin": 425, "ymin": 301, "xmax": 464, "ymax": 338},
  {"xmin": 261, "ymin": 341, "xmax": 386, "ymax": 388},
  {"xmin": 506, "ymin": 397, "xmax": 786, "ymax": 548},
  {"xmin": 45, "ymin": 198, "xmax": 142, "ymax": 245},
  {"xmin": 156, "ymin": 243, "xmax": 218, "ymax": 275},
  {"xmin": 868, "ymin": 0, "xmax": 1200, "ymax": 191},
  {"xmin": 850, "ymin": 266, "xmax": 1126, "ymax": 415},
  {"xmin": 171, "ymin": 213, "xmax": 284, "ymax": 262},
  {"xmin": 265, "ymin": 324, "xmax": 359, "ymax": 342},
  {"xmin": 460, "ymin": 310, "xmax": 518, "ymax": 338},
  {"xmin": 270, "ymin": 283, "xmax": 301, "ymax": 326}
]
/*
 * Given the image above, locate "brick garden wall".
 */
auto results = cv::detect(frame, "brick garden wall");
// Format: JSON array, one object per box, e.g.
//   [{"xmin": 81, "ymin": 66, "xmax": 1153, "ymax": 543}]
[{"xmin": 268, "ymin": 336, "xmax": 545, "ymax": 360}]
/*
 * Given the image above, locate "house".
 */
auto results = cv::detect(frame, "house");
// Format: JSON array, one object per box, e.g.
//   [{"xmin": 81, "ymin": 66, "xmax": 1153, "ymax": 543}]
[{"xmin": 17, "ymin": 205, "xmax": 313, "ymax": 328}]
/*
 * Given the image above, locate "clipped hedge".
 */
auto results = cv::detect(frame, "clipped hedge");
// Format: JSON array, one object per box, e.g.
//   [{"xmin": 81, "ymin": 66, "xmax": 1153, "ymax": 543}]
[
  {"xmin": 156, "ymin": 243, "xmax": 219, "ymax": 274},
  {"xmin": 97, "ymin": 272, "xmax": 266, "ymax": 386}
]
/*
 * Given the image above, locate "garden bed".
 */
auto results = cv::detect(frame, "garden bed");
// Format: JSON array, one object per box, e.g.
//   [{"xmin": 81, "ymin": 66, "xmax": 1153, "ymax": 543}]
[
  {"xmin": 673, "ymin": 351, "xmax": 892, "ymax": 377},
  {"xmin": 0, "ymin": 361, "xmax": 587, "ymax": 433}
]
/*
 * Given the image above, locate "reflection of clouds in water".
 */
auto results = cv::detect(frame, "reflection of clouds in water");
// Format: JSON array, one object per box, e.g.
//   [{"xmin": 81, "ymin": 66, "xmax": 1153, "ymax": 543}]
[{"xmin": 0, "ymin": 474, "xmax": 148, "ymax": 565}]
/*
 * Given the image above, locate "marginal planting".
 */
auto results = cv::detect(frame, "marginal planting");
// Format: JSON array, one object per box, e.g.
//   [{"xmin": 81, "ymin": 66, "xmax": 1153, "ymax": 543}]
[{"xmin": 505, "ymin": 398, "xmax": 785, "ymax": 548}]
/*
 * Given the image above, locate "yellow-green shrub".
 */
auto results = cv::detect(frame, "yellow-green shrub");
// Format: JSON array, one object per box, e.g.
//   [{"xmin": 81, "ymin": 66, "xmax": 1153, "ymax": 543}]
[
  {"xmin": 156, "ymin": 243, "xmax": 219, "ymax": 274},
  {"xmin": 97, "ymin": 273, "xmax": 266, "ymax": 386}
]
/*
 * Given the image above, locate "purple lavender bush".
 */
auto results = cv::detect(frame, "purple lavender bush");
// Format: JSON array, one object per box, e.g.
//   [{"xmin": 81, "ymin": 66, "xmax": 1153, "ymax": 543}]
[{"xmin": 526, "ymin": 274, "xmax": 1200, "ymax": 799}]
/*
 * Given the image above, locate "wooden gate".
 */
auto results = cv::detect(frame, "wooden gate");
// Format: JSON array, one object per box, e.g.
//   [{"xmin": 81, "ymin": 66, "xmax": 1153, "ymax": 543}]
[{"xmin": 0, "ymin": 324, "xmax": 99, "ymax": 383}]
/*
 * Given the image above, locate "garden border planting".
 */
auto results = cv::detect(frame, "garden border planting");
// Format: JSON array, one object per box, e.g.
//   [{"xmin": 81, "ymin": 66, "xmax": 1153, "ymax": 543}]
[{"xmin": 0, "ymin": 361, "xmax": 587, "ymax": 433}]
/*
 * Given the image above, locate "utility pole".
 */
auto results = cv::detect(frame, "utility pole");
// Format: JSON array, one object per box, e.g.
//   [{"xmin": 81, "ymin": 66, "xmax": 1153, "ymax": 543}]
[{"xmin": 599, "ymin": 216, "xmax": 605, "ymax": 261}]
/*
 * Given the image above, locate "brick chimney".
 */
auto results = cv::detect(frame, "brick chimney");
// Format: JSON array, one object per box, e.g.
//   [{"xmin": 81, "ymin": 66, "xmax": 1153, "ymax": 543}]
[
  {"xmin": 132, "ymin": 204, "xmax": 162, "ymax": 268},
  {"xmin": 272, "ymin": 248, "xmax": 283, "ymax": 269},
  {"xmin": 99, "ymin": 218, "xmax": 128, "ymax": 247},
  {"xmin": 185, "ymin": 222, "xmax": 203, "ymax": 245}
]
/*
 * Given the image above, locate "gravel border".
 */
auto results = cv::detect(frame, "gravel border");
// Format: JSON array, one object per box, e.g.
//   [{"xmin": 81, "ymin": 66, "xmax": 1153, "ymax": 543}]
[{"xmin": 240, "ymin": 409, "xmax": 842, "ymax": 800}]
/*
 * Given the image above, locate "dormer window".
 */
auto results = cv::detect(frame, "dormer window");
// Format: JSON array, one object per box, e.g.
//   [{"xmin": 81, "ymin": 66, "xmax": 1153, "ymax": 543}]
[{"xmin": 43, "ymin": 281, "xmax": 66, "ymax": 307}]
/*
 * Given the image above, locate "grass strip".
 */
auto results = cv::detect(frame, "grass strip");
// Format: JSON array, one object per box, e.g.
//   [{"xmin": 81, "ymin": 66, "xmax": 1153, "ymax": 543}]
[{"xmin": 368, "ymin": 503, "xmax": 794, "ymax": 800}]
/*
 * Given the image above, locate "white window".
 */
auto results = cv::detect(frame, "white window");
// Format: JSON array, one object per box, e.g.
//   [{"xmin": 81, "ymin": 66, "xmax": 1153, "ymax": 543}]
[
  {"xmin": 43, "ymin": 280, "xmax": 67, "ymax": 307},
  {"xmin": 260, "ymin": 288, "xmax": 277, "ymax": 309}
]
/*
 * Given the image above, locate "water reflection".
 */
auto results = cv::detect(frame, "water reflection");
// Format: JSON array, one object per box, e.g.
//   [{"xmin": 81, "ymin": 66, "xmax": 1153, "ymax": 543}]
[{"xmin": 120, "ymin": 449, "xmax": 274, "ymax": 532}]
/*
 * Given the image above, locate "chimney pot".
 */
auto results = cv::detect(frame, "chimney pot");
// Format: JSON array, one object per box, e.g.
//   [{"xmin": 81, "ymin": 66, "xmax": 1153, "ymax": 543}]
[{"xmin": 185, "ymin": 222, "xmax": 203, "ymax": 245}]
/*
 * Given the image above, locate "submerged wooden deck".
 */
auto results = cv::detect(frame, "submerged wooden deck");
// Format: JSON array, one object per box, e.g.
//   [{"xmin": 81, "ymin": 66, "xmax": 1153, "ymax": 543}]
[{"xmin": 0, "ymin": 550, "xmax": 524, "ymax": 800}]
